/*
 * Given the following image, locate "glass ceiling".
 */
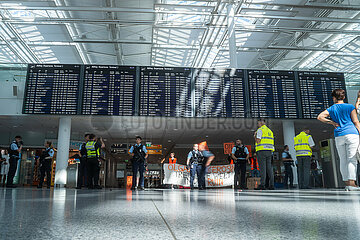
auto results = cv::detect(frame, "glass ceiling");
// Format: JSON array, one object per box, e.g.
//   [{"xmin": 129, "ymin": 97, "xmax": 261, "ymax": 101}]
[{"xmin": 0, "ymin": 0, "xmax": 358, "ymax": 88}]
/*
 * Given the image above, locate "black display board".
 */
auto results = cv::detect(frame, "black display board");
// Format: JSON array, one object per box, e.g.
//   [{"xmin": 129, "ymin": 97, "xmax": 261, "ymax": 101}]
[
  {"xmin": 81, "ymin": 65, "xmax": 136, "ymax": 115},
  {"xmin": 248, "ymin": 70, "xmax": 300, "ymax": 118},
  {"xmin": 23, "ymin": 64, "xmax": 347, "ymax": 119},
  {"xmin": 298, "ymin": 71, "xmax": 346, "ymax": 119},
  {"xmin": 194, "ymin": 68, "xmax": 247, "ymax": 117},
  {"xmin": 23, "ymin": 64, "xmax": 81, "ymax": 114},
  {"xmin": 139, "ymin": 67, "xmax": 192, "ymax": 117}
]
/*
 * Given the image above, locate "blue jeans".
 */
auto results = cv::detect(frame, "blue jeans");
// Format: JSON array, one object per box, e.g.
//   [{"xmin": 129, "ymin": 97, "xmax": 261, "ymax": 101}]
[
  {"xmin": 251, "ymin": 169, "xmax": 260, "ymax": 177},
  {"xmin": 132, "ymin": 160, "xmax": 145, "ymax": 188},
  {"xmin": 190, "ymin": 164, "xmax": 206, "ymax": 188}
]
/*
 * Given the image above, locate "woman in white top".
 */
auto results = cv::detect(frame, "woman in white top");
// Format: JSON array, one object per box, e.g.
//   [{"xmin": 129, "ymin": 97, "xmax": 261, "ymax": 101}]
[{"xmin": 1, "ymin": 149, "xmax": 10, "ymax": 186}]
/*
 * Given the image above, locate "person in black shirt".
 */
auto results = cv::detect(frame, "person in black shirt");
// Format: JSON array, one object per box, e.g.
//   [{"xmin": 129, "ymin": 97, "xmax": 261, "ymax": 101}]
[
  {"xmin": 231, "ymin": 139, "xmax": 250, "ymax": 189},
  {"xmin": 282, "ymin": 145, "xmax": 295, "ymax": 189},
  {"xmin": 77, "ymin": 134, "xmax": 90, "ymax": 189}
]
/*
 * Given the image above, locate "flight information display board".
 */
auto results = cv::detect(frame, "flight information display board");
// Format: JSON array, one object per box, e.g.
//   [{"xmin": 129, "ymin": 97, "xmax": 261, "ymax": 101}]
[
  {"xmin": 82, "ymin": 65, "xmax": 136, "ymax": 115},
  {"xmin": 298, "ymin": 71, "xmax": 346, "ymax": 119},
  {"xmin": 248, "ymin": 70, "xmax": 299, "ymax": 118},
  {"xmin": 194, "ymin": 68, "xmax": 247, "ymax": 117},
  {"xmin": 23, "ymin": 64, "xmax": 81, "ymax": 114},
  {"xmin": 139, "ymin": 67, "xmax": 192, "ymax": 117}
]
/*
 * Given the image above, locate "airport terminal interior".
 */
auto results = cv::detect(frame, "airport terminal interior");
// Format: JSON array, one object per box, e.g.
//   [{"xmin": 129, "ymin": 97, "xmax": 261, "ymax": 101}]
[{"xmin": 0, "ymin": 0, "xmax": 360, "ymax": 239}]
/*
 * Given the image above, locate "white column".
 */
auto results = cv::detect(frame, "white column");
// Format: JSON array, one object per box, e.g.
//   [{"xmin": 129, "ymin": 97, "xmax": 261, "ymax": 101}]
[
  {"xmin": 282, "ymin": 120, "xmax": 298, "ymax": 185},
  {"xmin": 55, "ymin": 116, "xmax": 71, "ymax": 187},
  {"xmin": 227, "ymin": 2, "xmax": 237, "ymax": 68}
]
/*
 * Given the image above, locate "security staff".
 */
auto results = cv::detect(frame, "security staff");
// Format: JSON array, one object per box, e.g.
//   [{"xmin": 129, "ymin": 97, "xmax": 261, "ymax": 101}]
[
  {"xmin": 37, "ymin": 141, "xmax": 54, "ymax": 189},
  {"xmin": 231, "ymin": 139, "xmax": 250, "ymax": 189},
  {"xmin": 294, "ymin": 128, "xmax": 315, "ymax": 189},
  {"xmin": 254, "ymin": 119, "xmax": 275, "ymax": 190},
  {"xmin": 282, "ymin": 145, "xmax": 295, "ymax": 189},
  {"xmin": 7, "ymin": 136, "xmax": 23, "ymax": 188},
  {"xmin": 85, "ymin": 134, "xmax": 105, "ymax": 189},
  {"xmin": 129, "ymin": 136, "xmax": 148, "ymax": 190},
  {"xmin": 76, "ymin": 133, "xmax": 90, "ymax": 189}
]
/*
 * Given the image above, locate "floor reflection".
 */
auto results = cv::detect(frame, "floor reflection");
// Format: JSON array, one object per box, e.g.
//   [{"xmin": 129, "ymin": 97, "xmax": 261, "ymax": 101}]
[{"xmin": 0, "ymin": 188, "xmax": 359, "ymax": 239}]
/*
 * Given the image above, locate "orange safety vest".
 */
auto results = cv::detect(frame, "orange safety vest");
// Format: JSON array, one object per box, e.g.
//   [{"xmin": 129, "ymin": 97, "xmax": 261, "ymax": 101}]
[
  {"xmin": 169, "ymin": 158, "xmax": 177, "ymax": 164},
  {"xmin": 251, "ymin": 157, "xmax": 259, "ymax": 171}
]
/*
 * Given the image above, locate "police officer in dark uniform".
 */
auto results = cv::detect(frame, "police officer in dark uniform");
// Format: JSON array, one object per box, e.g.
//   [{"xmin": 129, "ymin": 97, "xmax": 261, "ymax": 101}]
[
  {"xmin": 231, "ymin": 139, "xmax": 250, "ymax": 189},
  {"xmin": 7, "ymin": 136, "xmax": 23, "ymax": 188},
  {"xmin": 77, "ymin": 133, "xmax": 90, "ymax": 189},
  {"xmin": 129, "ymin": 136, "xmax": 148, "ymax": 190},
  {"xmin": 187, "ymin": 144, "xmax": 204, "ymax": 190},
  {"xmin": 85, "ymin": 134, "xmax": 105, "ymax": 189},
  {"xmin": 187, "ymin": 143, "xmax": 215, "ymax": 190},
  {"xmin": 37, "ymin": 141, "xmax": 55, "ymax": 189}
]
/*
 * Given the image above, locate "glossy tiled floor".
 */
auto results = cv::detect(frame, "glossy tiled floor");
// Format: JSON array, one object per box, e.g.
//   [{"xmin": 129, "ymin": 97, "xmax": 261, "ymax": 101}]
[{"xmin": 0, "ymin": 188, "xmax": 359, "ymax": 239}]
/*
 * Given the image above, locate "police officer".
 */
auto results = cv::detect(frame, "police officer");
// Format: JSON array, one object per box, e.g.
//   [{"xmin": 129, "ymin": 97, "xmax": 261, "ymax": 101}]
[
  {"xmin": 85, "ymin": 134, "xmax": 105, "ymax": 189},
  {"xmin": 294, "ymin": 127, "xmax": 315, "ymax": 189},
  {"xmin": 77, "ymin": 133, "xmax": 90, "ymax": 189},
  {"xmin": 231, "ymin": 139, "xmax": 250, "ymax": 189},
  {"xmin": 187, "ymin": 144, "xmax": 203, "ymax": 190},
  {"xmin": 282, "ymin": 145, "xmax": 295, "ymax": 189},
  {"xmin": 129, "ymin": 136, "xmax": 148, "ymax": 190},
  {"xmin": 37, "ymin": 141, "xmax": 54, "ymax": 189},
  {"xmin": 7, "ymin": 136, "xmax": 23, "ymax": 188},
  {"xmin": 187, "ymin": 143, "xmax": 214, "ymax": 190},
  {"xmin": 254, "ymin": 119, "xmax": 275, "ymax": 190}
]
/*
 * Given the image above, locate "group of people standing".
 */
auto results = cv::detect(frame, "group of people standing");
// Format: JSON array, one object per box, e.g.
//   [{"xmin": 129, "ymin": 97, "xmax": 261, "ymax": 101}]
[{"xmin": 77, "ymin": 133, "xmax": 105, "ymax": 189}]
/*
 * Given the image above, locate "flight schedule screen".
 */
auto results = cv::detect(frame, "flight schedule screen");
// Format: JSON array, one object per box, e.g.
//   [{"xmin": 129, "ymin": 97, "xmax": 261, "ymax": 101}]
[
  {"xmin": 298, "ymin": 71, "xmax": 345, "ymax": 119},
  {"xmin": 248, "ymin": 70, "xmax": 299, "ymax": 118},
  {"xmin": 23, "ymin": 64, "xmax": 81, "ymax": 114},
  {"xmin": 82, "ymin": 65, "xmax": 136, "ymax": 115},
  {"xmin": 194, "ymin": 68, "xmax": 247, "ymax": 117},
  {"xmin": 139, "ymin": 67, "xmax": 192, "ymax": 117}
]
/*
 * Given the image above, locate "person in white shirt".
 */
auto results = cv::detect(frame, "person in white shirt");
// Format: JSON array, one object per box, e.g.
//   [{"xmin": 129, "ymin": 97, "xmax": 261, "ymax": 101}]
[{"xmin": 0, "ymin": 149, "xmax": 10, "ymax": 187}]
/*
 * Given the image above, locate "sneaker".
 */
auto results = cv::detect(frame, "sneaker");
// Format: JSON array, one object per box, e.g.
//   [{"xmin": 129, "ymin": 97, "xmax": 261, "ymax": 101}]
[
  {"xmin": 94, "ymin": 185, "xmax": 102, "ymax": 189},
  {"xmin": 345, "ymin": 186, "xmax": 360, "ymax": 191},
  {"xmin": 76, "ymin": 186, "xmax": 81, "ymax": 189},
  {"xmin": 267, "ymin": 186, "xmax": 275, "ymax": 190},
  {"xmin": 138, "ymin": 187, "xmax": 145, "ymax": 191},
  {"xmin": 37, "ymin": 185, "xmax": 42, "ymax": 189},
  {"xmin": 131, "ymin": 187, "xmax": 136, "ymax": 190}
]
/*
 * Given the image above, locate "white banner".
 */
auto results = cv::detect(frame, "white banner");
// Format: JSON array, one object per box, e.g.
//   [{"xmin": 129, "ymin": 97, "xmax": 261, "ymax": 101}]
[{"xmin": 163, "ymin": 163, "xmax": 235, "ymax": 187}]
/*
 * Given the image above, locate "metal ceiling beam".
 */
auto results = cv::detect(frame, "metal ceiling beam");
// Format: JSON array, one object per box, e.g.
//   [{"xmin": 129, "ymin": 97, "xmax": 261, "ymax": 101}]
[
  {"xmin": 243, "ymin": 1, "xmax": 360, "ymax": 11},
  {"xmin": 236, "ymin": 14, "xmax": 360, "ymax": 24},
  {"xmin": 5, "ymin": 13, "xmax": 360, "ymax": 25}
]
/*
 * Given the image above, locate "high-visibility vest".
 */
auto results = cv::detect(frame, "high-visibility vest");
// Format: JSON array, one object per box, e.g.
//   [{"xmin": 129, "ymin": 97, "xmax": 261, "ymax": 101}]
[
  {"xmin": 169, "ymin": 158, "xmax": 177, "ymax": 164},
  {"xmin": 251, "ymin": 157, "xmax": 259, "ymax": 171},
  {"xmin": 255, "ymin": 125, "xmax": 275, "ymax": 152},
  {"xmin": 294, "ymin": 132, "xmax": 312, "ymax": 157},
  {"xmin": 85, "ymin": 141, "xmax": 99, "ymax": 158}
]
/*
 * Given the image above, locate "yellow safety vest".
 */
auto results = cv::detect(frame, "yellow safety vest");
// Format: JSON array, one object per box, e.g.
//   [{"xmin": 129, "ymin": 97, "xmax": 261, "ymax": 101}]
[
  {"xmin": 294, "ymin": 132, "xmax": 312, "ymax": 157},
  {"xmin": 85, "ymin": 141, "xmax": 100, "ymax": 158},
  {"xmin": 255, "ymin": 125, "xmax": 274, "ymax": 152}
]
